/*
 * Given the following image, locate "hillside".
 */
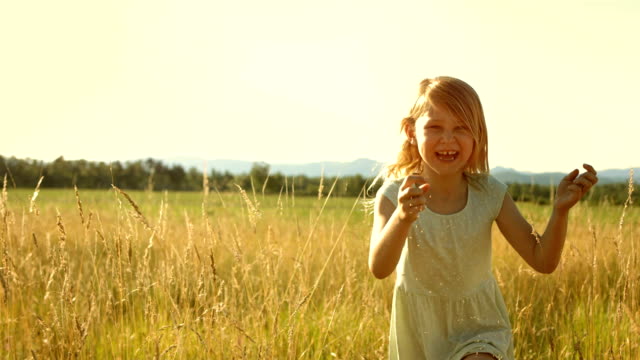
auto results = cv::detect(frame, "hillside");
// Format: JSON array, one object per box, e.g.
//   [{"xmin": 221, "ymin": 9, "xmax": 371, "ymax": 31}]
[{"xmin": 166, "ymin": 158, "xmax": 637, "ymax": 184}]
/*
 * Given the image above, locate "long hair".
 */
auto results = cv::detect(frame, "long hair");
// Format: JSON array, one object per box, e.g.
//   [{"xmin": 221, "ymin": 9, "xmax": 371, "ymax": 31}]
[{"xmin": 385, "ymin": 76, "xmax": 489, "ymax": 179}]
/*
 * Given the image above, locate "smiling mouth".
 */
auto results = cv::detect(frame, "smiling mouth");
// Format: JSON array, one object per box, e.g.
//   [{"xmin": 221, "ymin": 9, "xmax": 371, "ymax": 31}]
[{"xmin": 436, "ymin": 151, "xmax": 459, "ymax": 161}]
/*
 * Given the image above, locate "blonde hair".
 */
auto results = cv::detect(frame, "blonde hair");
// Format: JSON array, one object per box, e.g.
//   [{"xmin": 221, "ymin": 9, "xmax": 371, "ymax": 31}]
[{"xmin": 385, "ymin": 76, "xmax": 489, "ymax": 179}]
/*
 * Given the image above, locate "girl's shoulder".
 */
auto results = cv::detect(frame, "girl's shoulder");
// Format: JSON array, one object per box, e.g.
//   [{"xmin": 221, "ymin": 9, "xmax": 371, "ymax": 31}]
[
  {"xmin": 376, "ymin": 177, "xmax": 404, "ymax": 206},
  {"xmin": 467, "ymin": 173, "xmax": 508, "ymax": 196},
  {"xmin": 468, "ymin": 173, "xmax": 508, "ymax": 219}
]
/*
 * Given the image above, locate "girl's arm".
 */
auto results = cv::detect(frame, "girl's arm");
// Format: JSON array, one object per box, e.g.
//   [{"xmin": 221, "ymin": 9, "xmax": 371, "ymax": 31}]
[
  {"xmin": 368, "ymin": 176, "xmax": 429, "ymax": 279},
  {"xmin": 495, "ymin": 164, "xmax": 598, "ymax": 274}
]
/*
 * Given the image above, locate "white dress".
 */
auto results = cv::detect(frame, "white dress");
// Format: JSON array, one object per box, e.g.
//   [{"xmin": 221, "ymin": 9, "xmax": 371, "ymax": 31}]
[{"xmin": 377, "ymin": 174, "xmax": 515, "ymax": 360}]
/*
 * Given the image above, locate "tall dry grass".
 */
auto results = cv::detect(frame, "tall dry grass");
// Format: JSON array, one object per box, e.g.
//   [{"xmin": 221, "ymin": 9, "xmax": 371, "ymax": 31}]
[{"xmin": 0, "ymin": 173, "xmax": 637, "ymax": 359}]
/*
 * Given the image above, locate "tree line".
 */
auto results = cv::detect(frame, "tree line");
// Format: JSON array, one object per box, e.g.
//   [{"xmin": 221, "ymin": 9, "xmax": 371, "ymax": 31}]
[
  {"xmin": 0, "ymin": 155, "xmax": 636, "ymax": 205},
  {"xmin": 0, "ymin": 155, "xmax": 371, "ymax": 198}
]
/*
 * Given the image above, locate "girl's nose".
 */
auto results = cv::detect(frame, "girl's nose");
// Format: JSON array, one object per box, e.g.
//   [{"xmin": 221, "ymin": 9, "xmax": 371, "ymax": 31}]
[{"xmin": 442, "ymin": 131, "xmax": 455, "ymax": 142}]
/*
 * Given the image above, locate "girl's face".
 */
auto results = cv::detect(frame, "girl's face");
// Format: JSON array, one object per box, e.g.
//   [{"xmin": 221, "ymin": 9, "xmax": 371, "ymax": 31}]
[{"xmin": 412, "ymin": 104, "xmax": 475, "ymax": 178}]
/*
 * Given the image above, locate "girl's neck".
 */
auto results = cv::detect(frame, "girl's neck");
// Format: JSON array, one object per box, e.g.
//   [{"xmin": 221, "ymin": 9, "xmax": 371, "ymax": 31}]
[{"xmin": 421, "ymin": 169, "xmax": 467, "ymax": 197}]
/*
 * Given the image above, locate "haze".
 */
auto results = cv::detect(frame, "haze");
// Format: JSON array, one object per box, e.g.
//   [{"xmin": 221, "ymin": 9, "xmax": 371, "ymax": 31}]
[{"xmin": 1, "ymin": 0, "xmax": 638, "ymax": 173}]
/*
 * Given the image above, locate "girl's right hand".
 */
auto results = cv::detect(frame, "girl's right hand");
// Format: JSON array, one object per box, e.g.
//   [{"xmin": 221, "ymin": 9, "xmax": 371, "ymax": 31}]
[{"xmin": 397, "ymin": 175, "xmax": 430, "ymax": 223}]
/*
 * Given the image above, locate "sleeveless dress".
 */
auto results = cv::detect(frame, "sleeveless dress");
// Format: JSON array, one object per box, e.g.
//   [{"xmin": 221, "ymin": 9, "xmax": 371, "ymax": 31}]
[{"xmin": 377, "ymin": 174, "xmax": 515, "ymax": 360}]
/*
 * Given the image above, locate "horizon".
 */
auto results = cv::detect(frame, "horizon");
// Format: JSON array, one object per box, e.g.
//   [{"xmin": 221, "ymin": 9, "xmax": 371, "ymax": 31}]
[{"xmin": 2, "ymin": 153, "xmax": 637, "ymax": 175}]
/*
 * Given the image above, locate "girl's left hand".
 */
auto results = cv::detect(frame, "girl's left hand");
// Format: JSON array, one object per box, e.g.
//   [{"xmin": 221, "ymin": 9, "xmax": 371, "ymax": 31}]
[{"xmin": 555, "ymin": 163, "xmax": 598, "ymax": 212}]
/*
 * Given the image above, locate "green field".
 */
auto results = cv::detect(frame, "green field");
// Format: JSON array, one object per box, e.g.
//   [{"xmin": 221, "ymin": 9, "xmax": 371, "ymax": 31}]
[{"xmin": 0, "ymin": 183, "xmax": 638, "ymax": 359}]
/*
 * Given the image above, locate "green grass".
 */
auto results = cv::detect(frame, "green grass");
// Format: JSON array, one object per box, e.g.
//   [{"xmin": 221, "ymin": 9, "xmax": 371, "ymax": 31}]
[{"xmin": 0, "ymin": 186, "xmax": 638, "ymax": 359}]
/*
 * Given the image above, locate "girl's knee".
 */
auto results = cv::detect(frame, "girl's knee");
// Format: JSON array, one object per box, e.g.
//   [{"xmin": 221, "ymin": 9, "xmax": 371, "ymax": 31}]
[{"xmin": 461, "ymin": 352, "xmax": 499, "ymax": 360}]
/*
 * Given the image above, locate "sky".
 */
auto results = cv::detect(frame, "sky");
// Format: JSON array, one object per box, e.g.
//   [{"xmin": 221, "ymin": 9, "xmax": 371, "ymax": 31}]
[{"xmin": 1, "ymin": 0, "xmax": 638, "ymax": 173}]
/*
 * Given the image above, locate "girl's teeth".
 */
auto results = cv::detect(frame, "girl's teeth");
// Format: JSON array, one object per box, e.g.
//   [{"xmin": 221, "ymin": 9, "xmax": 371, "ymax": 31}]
[{"xmin": 436, "ymin": 151, "xmax": 458, "ymax": 161}]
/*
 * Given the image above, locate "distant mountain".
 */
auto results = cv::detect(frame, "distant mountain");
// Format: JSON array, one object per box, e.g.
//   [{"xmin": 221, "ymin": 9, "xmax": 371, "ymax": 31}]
[
  {"xmin": 598, "ymin": 168, "xmax": 638, "ymax": 181},
  {"xmin": 491, "ymin": 166, "xmax": 638, "ymax": 185},
  {"xmin": 266, "ymin": 158, "xmax": 385, "ymax": 177},
  {"xmin": 164, "ymin": 157, "xmax": 638, "ymax": 184},
  {"xmin": 163, "ymin": 157, "xmax": 385, "ymax": 177}
]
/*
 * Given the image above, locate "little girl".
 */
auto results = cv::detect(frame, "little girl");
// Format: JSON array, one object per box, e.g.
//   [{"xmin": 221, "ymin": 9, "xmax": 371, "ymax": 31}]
[{"xmin": 369, "ymin": 76, "xmax": 598, "ymax": 360}]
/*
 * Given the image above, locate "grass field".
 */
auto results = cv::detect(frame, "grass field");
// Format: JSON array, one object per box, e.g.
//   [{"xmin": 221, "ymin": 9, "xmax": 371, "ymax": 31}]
[{"xmin": 0, "ymin": 178, "xmax": 638, "ymax": 359}]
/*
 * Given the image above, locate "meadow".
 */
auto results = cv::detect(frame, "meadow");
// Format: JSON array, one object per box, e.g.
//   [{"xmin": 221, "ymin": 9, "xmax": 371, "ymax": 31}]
[{"xmin": 0, "ymin": 176, "xmax": 637, "ymax": 359}]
